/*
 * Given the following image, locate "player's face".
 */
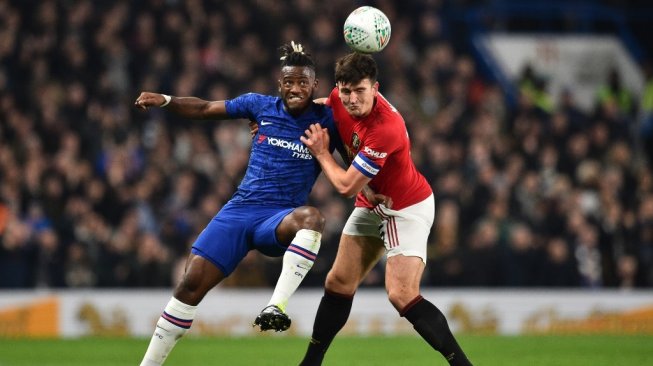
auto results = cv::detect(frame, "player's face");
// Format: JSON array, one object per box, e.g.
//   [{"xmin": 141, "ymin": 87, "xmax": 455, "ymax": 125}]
[
  {"xmin": 278, "ymin": 66, "xmax": 317, "ymax": 115},
  {"xmin": 337, "ymin": 78, "xmax": 378, "ymax": 118}
]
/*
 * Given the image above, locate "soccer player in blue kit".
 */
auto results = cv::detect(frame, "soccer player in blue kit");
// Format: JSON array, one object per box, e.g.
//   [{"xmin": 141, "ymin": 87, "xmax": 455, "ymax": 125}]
[{"xmin": 134, "ymin": 42, "xmax": 341, "ymax": 366}]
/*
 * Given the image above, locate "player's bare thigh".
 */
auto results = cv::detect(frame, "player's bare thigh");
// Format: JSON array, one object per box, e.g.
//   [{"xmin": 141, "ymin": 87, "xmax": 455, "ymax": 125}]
[
  {"xmin": 385, "ymin": 255, "xmax": 425, "ymax": 310},
  {"xmin": 325, "ymin": 234, "xmax": 384, "ymax": 295}
]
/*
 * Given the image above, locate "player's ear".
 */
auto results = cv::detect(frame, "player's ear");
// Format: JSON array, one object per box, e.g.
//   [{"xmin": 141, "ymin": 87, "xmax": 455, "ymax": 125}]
[
  {"xmin": 373, "ymin": 81, "xmax": 379, "ymax": 95},
  {"xmin": 277, "ymin": 80, "xmax": 282, "ymax": 92}
]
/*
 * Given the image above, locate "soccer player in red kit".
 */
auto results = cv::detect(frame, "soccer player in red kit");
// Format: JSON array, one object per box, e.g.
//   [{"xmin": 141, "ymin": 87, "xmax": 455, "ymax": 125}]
[{"xmin": 298, "ymin": 53, "xmax": 472, "ymax": 366}]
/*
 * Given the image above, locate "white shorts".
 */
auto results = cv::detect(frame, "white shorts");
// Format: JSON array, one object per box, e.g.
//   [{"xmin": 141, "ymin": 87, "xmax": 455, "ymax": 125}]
[{"xmin": 342, "ymin": 194, "xmax": 434, "ymax": 263}]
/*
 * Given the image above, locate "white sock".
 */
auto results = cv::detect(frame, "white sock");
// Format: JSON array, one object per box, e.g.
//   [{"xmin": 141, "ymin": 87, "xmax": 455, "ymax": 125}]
[
  {"xmin": 140, "ymin": 297, "xmax": 197, "ymax": 366},
  {"xmin": 268, "ymin": 229, "xmax": 321, "ymax": 312}
]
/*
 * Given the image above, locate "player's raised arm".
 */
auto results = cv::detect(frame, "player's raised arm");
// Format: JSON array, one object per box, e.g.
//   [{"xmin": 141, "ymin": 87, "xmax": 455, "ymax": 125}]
[{"xmin": 134, "ymin": 91, "xmax": 229, "ymax": 120}]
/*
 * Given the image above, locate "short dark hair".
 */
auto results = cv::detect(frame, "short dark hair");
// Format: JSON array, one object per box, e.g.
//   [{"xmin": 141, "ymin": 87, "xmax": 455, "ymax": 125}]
[
  {"xmin": 279, "ymin": 42, "xmax": 316, "ymax": 70},
  {"xmin": 334, "ymin": 52, "xmax": 378, "ymax": 85}
]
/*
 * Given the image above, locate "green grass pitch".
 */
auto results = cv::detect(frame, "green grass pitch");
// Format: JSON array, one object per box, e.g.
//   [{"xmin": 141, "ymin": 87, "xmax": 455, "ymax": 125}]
[{"xmin": 0, "ymin": 335, "xmax": 651, "ymax": 365}]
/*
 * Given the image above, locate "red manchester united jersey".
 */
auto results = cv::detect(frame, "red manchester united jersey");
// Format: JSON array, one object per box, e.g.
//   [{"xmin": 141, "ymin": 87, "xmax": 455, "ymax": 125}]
[{"xmin": 327, "ymin": 87, "xmax": 432, "ymax": 210}]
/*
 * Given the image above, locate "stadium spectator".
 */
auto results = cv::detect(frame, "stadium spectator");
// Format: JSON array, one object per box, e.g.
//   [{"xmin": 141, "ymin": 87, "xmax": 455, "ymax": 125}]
[{"xmin": 538, "ymin": 237, "xmax": 580, "ymax": 287}]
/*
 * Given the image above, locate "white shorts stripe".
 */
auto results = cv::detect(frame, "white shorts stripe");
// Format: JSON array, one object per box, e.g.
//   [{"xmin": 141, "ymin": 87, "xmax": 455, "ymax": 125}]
[{"xmin": 390, "ymin": 217, "xmax": 399, "ymax": 248}]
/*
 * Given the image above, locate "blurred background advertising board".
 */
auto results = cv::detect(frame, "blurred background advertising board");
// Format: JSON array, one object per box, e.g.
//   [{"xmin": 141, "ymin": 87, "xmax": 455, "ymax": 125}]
[{"xmin": 1, "ymin": 289, "xmax": 652, "ymax": 338}]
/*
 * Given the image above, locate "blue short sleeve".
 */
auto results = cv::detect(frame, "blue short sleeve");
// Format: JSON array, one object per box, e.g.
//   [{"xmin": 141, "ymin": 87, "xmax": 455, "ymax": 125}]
[{"xmin": 225, "ymin": 93, "xmax": 264, "ymax": 120}]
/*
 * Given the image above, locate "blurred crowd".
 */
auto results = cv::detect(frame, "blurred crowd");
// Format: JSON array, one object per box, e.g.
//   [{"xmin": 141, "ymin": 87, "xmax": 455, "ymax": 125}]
[{"xmin": 1, "ymin": 0, "xmax": 652, "ymax": 290}]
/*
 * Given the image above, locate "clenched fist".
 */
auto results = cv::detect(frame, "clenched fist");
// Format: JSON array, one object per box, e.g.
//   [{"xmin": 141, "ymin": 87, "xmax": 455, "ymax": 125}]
[{"xmin": 134, "ymin": 92, "xmax": 168, "ymax": 110}]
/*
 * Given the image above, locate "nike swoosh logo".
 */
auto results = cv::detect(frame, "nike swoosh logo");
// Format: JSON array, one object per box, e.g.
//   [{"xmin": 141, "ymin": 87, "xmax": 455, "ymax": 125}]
[{"xmin": 261, "ymin": 121, "xmax": 273, "ymax": 126}]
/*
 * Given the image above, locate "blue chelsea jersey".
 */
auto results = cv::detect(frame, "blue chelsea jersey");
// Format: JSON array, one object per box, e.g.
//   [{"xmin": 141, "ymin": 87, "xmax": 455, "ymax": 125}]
[{"xmin": 225, "ymin": 93, "xmax": 339, "ymax": 207}]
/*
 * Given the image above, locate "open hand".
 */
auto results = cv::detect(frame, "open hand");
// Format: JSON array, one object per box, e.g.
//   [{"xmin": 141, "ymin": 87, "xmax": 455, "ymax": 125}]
[
  {"xmin": 249, "ymin": 121, "xmax": 259, "ymax": 139},
  {"xmin": 300, "ymin": 123, "xmax": 330, "ymax": 157}
]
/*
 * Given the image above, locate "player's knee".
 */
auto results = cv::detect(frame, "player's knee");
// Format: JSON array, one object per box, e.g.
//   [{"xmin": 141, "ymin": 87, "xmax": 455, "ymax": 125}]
[
  {"xmin": 325, "ymin": 270, "xmax": 356, "ymax": 294},
  {"xmin": 387, "ymin": 286, "xmax": 419, "ymax": 311},
  {"xmin": 293, "ymin": 206, "xmax": 325, "ymax": 232},
  {"xmin": 173, "ymin": 274, "xmax": 205, "ymax": 305}
]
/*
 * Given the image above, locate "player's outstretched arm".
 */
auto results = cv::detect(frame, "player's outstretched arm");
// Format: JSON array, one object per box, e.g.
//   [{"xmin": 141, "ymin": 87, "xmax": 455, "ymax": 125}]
[{"xmin": 134, "ymin": 92, "xmax": 229, "ymax": 120}]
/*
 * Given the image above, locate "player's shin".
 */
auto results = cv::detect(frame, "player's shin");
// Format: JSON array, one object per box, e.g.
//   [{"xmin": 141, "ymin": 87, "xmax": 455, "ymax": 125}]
[
  {"xmin": 140, "ymin": 297, "xmax": 197, "ymax": 366},
  {"xmin": 268, "ymin": 229, "xmax": 321, "ymax": 310},
  {"xmin": 299, "ymin": 290, "xmax": 354, "ymax": 366},
  {"xmin": 401, "ymin": 295, "xmax": 472, "ymax": 366}
]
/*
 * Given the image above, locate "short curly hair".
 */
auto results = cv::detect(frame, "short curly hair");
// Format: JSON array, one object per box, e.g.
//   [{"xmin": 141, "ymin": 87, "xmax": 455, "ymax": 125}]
[{"xmin": 334, "ymin": 52, "xmax": 378, "ymax": 85}]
